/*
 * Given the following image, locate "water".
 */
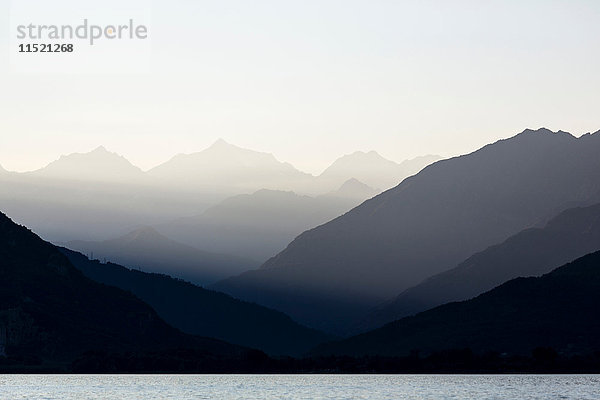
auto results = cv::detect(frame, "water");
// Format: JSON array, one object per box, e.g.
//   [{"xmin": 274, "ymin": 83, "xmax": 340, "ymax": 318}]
[{"xmin": 0, "ymin": 375, "xmax": 597, "ymax": 399}]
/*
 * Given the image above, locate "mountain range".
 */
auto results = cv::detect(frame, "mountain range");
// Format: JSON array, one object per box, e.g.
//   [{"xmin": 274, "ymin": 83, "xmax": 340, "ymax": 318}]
[
  {"xmin": 158, "ymin": 184, "xmax": 375, "ymax": 262},
  {"xmin": 313, "ymin": 250, "xmax": 600, "ymax": 357},
  {"xmin": 0, "ymin": 141, "xmax": 437, "ymax": 250},
  {"xmin": 64, "ymin": 227, "xmax": 256, "ymax": 285},
  {"xmin": 2, "ymin": 127, "xmax": 600, "ymax": 371},
  {"xmin": 0, "ymin": 211, "xmax": 250, "ymax": 369},
  {"xmin": 60, "ymin": 248, "xmax": 330, "ymax": 356},
  {"xmin": 213, "ymin": 128, "xmax": 600, "ymax": 334},
  {"xmin": 147, "ymin": 139, "xmax": 313, "ymax": 192},
  {"xmin": 317, "ymin": 152, "xmax": 440, "ymax": 191},
  {"xmin": 355, "ymin": 202, "xmax": 600, "ymax": 332},
  {"xmin": 27, "ymin": 146, "xmax": 145, "ymax": 183}
]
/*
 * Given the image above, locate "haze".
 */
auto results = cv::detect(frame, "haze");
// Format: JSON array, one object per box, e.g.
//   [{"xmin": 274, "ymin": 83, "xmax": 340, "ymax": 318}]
[{"xmin": 1, "ymin": 0, "xmax": 600, "ymax": 173}]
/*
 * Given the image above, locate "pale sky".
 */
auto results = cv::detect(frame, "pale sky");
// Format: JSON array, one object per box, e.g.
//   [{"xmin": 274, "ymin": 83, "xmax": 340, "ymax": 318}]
[{"xmin": 1, "ymin": 0, "xmax": 599, "ymax": 174}]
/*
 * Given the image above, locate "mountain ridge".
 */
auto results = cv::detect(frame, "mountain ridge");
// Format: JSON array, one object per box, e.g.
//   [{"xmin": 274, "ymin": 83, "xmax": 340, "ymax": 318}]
[
  {"xmin": 60, "ymin": 247, "xmax": 332, "ymax": 356},
  {"xmin": 0, "ymin": 211, "xmax": 248, "ymax": 367},
  {"xmin": 158, "ymin": 187, "xmax": 371, "ymax": 262},
  {"xmin": 28, "ymin": 146, "xmax": 144, "ymax": 182},
  {"xmin": 213, "ymin": 127, "xmax": 600, "ymax": 334},
  {"xmin": 312, "ymin": 250, "xmax": 600, "ymax": 357},
  {"xmin": 354, "ymin": 202, "xmax": 600, "ymax": 332},
  {"xmin": 64, "ymin": 226, "xmax": 255, "ymax": 285},
  {"xmin": 316, "ymin": 151, "xmax": 441, "ymax": 191}
]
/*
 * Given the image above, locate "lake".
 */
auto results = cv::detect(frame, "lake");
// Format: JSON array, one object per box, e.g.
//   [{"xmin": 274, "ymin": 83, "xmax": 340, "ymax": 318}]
[{"xmin": 0, "ymin": 374, "xmax": 597, "ymax": 399}]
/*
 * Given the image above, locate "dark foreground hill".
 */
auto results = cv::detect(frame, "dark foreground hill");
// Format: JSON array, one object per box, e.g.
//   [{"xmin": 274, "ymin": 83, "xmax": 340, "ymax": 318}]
[
  {"xmin": 357, "ymin": 202, "xmax": 600, "ymax": 332},
  {"xmin": 0, "ymin": 212, "xmax": 261, "ymax": 370},
  {"xmin": 313, "ymin": 251, "xmax": 600, "ymax": 357},
  {"xmin": 214, "ymin": 128, "xmax": 600, "ymax": 334},
  {"xmin": 61, "ymin": 248, "xmax": 331, "ymax": 357}
]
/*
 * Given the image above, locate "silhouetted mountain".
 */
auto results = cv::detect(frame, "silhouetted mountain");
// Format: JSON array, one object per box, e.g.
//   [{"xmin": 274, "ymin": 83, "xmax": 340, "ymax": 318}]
[
  {"xmin": 317, "ymin": 152, "xmax": 441, "ymax": 191},
  {"xmin": 313, "ymin": 251, "xmax": 600, "ymax": 357},
  {"xmin": 148, "ymin": 139, "xmax": 313, "ymax": 192},
  {"xmin": 0, "ymin": 212, "xmax": 247, "ymax": 368},
  {"xmin": 213, "ymin": 128, "xmax": 600, "ymax": 334},
  {"xmin": 159, "ymin": 189, "xmax": 366, "ymax": 262},
  {"xmin": 357, "ymin": 203, "xmax": 600, "ymax": 332},
  {"xmin": 60, "ymin": 248, "xmax": 331, "ymax": 356},
  {"xmin": 29, "ymin": 146, "xmax": 145, "ymax": 182},
  {"xmin": 64, "ymin": 227, "xmax": 254, "ymax": 285}
]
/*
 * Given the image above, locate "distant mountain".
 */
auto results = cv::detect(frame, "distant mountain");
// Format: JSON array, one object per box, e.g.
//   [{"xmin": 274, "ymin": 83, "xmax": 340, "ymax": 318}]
[
  {"xmin": 61, "ymin": 248, "xmax": 331, "ymax": 356},
  {"xmin": 0, "ymin": 143, "xmax": 436, "ymax": 246},
  {"xmin": 28, "ymin": 146, "xmax": 145, "ymax": 182},
  {"xmin": 213, "ymin": 128, "xmax": 600, "ymax": 334},
  {"xmin": 357, "ymin": 203, "xmax": 600, "ymax": 332},
  {"xmin": 0, "ymin": 211, "xmax": 246, "ymax": 368},
  {"xmin": 64, "ymin": 227, "xmax": 255, "ymax": 285},
  {"xmin": 159, "ymin": 188, "xmax": 365, "ymax": 262},
  {"xmin": 148, "ymin": 139, "xmax": 313, "ymax": 192},
  {"xmin": 323, "ymin": 178, "xmax": 379, "ymax": 201},
  {"xmin": 313, "ymin": 251, "xmax": 600, "ymax": 357},
  {"xmin": 317, "ymin": 151, "xmax": 441, "ymax": 191}
]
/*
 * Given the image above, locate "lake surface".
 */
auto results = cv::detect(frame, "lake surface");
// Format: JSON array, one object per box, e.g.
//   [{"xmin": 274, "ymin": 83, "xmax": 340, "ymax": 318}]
[{"xmin": 0, "ymin": 374, "xmax": 597, "ymax": 399}]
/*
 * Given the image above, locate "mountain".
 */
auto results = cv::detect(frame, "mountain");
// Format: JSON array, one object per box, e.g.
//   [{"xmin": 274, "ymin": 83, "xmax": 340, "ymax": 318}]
[
  {"xmin": 323, "ymin": 178, "xmax": 379, "ymax": 201},
  {"xmin": 0, "ymin": 143, "xmax": 435, "ymax": 246},
  {"xmin": 0, "ymin": 146, "xmax": 220, "ymax": 243},
  {"xmin": 357, "ymin": 202, "xmax": 600, "ymax": 332},
  {"xmin": 313, "ymin": 250, "xmax": 600, "ymax": 357},
  {"xmin": 64, "ymin": 227, "xmax": 255, "ymax": 285},
  {"xmin": 147, "ymin": 139, "xmax": 313, "ymax": 192},
  {"xmin": 60, "ymin": 248, "xmax": 331, "ymax": 356},
  {"xmin": 28, "ymin": 146, "xmax": 145, "ymax": 182},
  {"xmin": 158, "ymin": 188, "xmax": 366, "ymax": 262},
  {"xmin": 0, "ymin": 211, "xmax": 247, "ymax": 368},
  {"xmin": 317, "ymin": 151, "xmax": 441, "ymax": 191},
  {"xmin": 213, "ymin": 128, "xmax": 600, "ymax": 334}
]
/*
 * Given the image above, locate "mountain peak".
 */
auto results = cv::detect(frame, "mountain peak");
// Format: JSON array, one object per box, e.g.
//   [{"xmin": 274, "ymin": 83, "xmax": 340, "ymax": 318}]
[
  {"xmin": 316, "ymin": 151, "xmax": 440, "ymax": 193},
  {"xmin": 345, "ymin": 150, "xmax": 386, "ymax": 161},
  {"xmin": 338, "ymin": 178, "xmax": 373, "ymax": 191},
  {"xmin": 91, "ymin": 145, "xmax": 109, "ymax": 153},
  {"xmin": 212, "ymin": 138, "xmax": 229, "ymax": 146},
  {"xmin": 518, "ymin": 127, "xmax": 575, "ymax": 138},
  {"xmin": 148, "ymin": 140, "xmax": 310, "ymax": 191},
  {"xmin": 330, "ymin": 178, "xmax": 379, "ymax": 200},
  {"xmin": 207, "ymin": 138, "xmax": 234, "ymax": 150},
  {"xmin": 32, "ymin": 146, "xmax": 143, "ymax": 181}
]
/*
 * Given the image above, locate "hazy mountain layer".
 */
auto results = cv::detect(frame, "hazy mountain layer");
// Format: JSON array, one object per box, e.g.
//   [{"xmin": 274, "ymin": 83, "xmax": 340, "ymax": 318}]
[
  {"xmin": 159, "ymin": 185, "xmax": 371, "ymax": 262},
  {"xmin": 148, "ymin": 139, "xmax": 313, "ymax": 192},
  {"xmin": 64, "ymin": 227, "xmax": 256, "ymax": 285},
  {"xmin": 313, "ymin": 250, "xmax": 600, "ymax": 357},
  {"xmin": 28, "ymin": 146, "xmax": 145, "ymax": 183},
  {"xmin": 0, "ymin": 175, "xmax": 222, "ymax": 242},
  {"xmin": 0, "ymin": 142, "xmax": 435, "ymax": 249},
  {"xmin": 61, "ymin": 248, "xmax": 331, "ymax": 356},
  {"xmin": 0, "ymin": 212, "xmax": 245, "ymax": 367},
  {"xmin": 214, "ymin": 128, "xmax": 600, "ymax": 334},
  {"xmin": 317, "ymin": 152, "xmax": 441, "ymax": 191},
  {"xmin": 356, "ymin": 203, "xmax": 600, "ymax": 332},
  {"xmin": 323, "ymin": 178, "xmax": 379, "ymax": 201}
]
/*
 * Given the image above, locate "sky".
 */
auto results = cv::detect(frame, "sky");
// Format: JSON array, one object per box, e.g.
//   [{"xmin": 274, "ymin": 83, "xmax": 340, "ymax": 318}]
[{"xmin": 1, "ymin": 0, "xmax": 599, "ymax": 174}]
